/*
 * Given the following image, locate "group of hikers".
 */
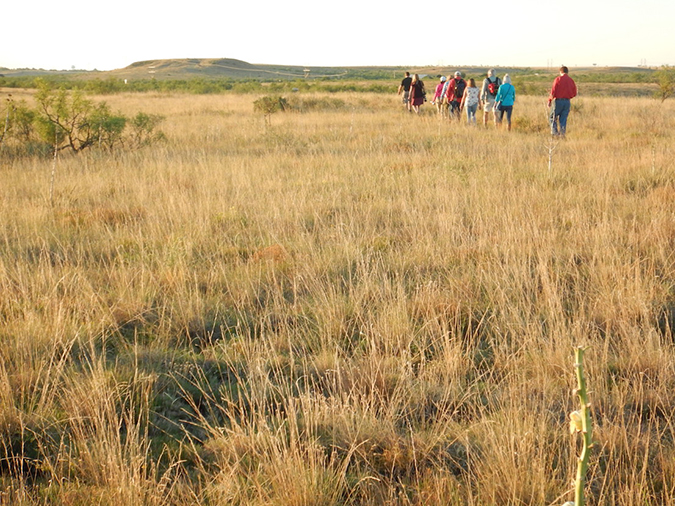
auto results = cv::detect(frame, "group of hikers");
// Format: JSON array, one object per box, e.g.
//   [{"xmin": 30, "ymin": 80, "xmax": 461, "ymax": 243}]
[{"xmin": 397, "ymin": 66, "xmax": 577, "ymax": 137}]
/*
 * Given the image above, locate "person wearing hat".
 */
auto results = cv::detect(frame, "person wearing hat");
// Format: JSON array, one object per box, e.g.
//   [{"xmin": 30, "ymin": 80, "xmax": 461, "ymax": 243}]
[
  {"xmin": 432, "ymin": 75, "xmax": 448, "ymax": 118},
  {"xmin": 443, "ymin": 71, "xmax": 467, "ymax": 121},
  {"xmin": 481, "ymin": 69, "xmax": 501, "ymax": 126}
]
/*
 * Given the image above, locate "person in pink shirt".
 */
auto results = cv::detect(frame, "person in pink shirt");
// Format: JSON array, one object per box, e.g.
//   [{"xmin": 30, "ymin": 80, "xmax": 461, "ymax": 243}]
[
  {"xmin": 432, "ymin": 76, "xmax": 448, "ymax": 118},
  {"xmin": 548, "ymin": 66, "xmax": 577, "ymax": 137}
]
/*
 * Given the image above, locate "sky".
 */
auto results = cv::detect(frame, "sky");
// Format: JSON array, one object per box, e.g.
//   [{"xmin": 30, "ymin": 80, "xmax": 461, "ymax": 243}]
[{"xmin": 2, "ymin": 0, "xmax": 674, "ymax": 71}]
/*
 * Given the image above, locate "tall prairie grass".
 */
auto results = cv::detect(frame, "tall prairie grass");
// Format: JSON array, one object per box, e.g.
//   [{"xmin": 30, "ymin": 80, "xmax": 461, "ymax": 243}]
[{"xmin": 1, "ymin": 88, "xmax": 675, "ymax": 504}]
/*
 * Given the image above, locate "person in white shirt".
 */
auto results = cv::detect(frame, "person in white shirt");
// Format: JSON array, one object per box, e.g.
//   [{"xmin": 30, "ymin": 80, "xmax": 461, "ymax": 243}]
[{"xmin": 460, "ymin": 78, "xmax": 481, "ymax": 125}]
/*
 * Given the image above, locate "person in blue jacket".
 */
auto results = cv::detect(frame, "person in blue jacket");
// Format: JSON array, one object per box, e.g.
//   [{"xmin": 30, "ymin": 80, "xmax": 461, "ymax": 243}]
[{"xmin": 494, "ymin": 74, "xmax": 516, "ymax": 131}]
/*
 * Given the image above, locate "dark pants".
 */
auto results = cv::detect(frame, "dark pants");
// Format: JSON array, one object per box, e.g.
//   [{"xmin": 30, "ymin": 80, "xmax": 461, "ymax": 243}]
[
  {"xmin": 497, "ymin": 105, "xmax": 513, "ymax": 124},
  {"xmin": 550, "ymin": 98, "xmax": 571, "ymax": 136},
  {"xmin": 449, "ymin": 101, "xmax": 461, "ymax": 119}
]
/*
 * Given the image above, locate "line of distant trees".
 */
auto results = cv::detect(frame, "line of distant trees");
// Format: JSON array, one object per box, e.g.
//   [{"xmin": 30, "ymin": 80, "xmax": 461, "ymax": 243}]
[
  {"xmin": 1, "ymin": 67, "xmax": 672, "ymax": 101},
  {"xmin": 0, "ymin": 76, "xmax": 397, "ymax": 95}
]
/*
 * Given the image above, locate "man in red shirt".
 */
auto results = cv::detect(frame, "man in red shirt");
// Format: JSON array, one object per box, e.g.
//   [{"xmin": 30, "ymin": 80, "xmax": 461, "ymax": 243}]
[
  {"xmin": 548, "ymin": 66, "xmax": 577, "ymax": 137},
  {"xmin": 444, "ymin": 71, "xmax": 466, "ymax": 121}
]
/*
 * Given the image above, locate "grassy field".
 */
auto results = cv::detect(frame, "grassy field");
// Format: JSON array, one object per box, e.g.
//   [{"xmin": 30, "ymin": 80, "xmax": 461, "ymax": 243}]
[{"xmin": 1, "ymin": 88, "xmax": 675, "ymax": 505}]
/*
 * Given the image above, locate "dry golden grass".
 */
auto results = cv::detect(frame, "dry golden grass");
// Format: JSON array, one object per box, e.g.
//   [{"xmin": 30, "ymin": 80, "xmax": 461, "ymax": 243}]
[{"xmin": 1, "ymin": 88, "xmax": 675, "ymax": 504}]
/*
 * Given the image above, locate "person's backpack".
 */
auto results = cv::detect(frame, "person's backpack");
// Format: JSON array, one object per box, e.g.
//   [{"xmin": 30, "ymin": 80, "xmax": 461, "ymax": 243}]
[
  {"xmin": 487, "ymin": 77, "xmax": 501, "ymax": 96},
  {"xmin": 453, "ymin": 79, "xmax": 466, "ymax": 100}
]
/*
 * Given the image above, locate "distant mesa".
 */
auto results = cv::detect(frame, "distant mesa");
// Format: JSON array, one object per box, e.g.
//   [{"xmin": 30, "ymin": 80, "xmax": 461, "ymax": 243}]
[
  {"xmin": 102, "ymin": 58, "xmax": 359, "ymax": 81},
  {"xmin": 0, "ymin": 58, "xmax": 349, "ymax": 80},
  {"xmin": 113, "ymin": 58, "xmax": 306, "ymax": 80}
]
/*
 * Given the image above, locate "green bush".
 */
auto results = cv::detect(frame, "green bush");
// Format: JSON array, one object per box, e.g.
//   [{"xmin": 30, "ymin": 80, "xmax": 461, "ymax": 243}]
[
  {"xmin": 1, "ymin": 80, "xmax": 164, "ymax": 156},
  {"xmin": 34, "ymin": 79, "xmax": 101, "ymax": 151},
  {"xmin": 90, "ymin": 102, "xmax": 127, "ymax": 150},
  {"xmin": 128, "ymin": 112, "xmax": 165, "ymax": 148},
  {"xmin": 655, "ymin": 65, "xmax": 675, "ymax": 102},
  {"xmin": 253, "ymin": 95, "xmax": 288, "ymax": 124},
  {"xmin": 11, "ymin": 100, "xmax": 36, "ymax": 142}
]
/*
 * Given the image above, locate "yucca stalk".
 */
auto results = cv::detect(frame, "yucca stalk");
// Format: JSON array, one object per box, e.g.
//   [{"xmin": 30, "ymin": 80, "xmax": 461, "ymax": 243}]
[{"xmin": 568, "ymin": 346, "xmax": 593, "ymax": 506}]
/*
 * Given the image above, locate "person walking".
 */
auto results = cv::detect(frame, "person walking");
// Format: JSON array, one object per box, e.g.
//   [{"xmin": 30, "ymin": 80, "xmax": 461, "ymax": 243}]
[
  {"xmin": 397, "ymin": 71, "xmax": 413, "ymax": 112},
  {"xmin": 548, "ymin": 65, "xmax": 577, "ymax": 137},
  {"xmin": 480, "ymin": 69, "xmax": 501, "ymax": 126},
  {"xmin": 460, "ymin": 78, "xmax": 481, "ymax": 125},
  {"xmin": 432, "ymin": 76, "xmax": 448, "ymax": 118},
  {"xmin": 444, "ymin": 71, "xmax": 466, "ymax": 121},
  {"xmin": 494, "ymin": 74, "xmax": 516, "ymax": 131},
  {"xmin": 409, "ymin": 74, "xmax": 426, "ymax": 114}
]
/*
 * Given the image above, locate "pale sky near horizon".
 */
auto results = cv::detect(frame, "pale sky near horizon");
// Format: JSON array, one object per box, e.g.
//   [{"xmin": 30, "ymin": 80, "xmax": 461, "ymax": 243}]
[{"xmin": 3, "ymin": 0, "xmax": 674, "ymax": 71}]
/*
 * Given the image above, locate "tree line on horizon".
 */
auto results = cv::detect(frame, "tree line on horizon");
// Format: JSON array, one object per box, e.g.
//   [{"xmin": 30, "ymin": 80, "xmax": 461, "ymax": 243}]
[{"xmin": 0, "ymin": 66, "xmax": 672, "ymax": 98}]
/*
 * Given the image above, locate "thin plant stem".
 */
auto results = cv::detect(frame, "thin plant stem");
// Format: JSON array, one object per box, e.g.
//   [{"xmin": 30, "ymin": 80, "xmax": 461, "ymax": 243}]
[
  {"xmin": 573, "ymin": 347, "xmax": 593, "ymax": 506},
  {"xmin": 49, "ymin": 123, "xmax": 58, "ymax": 208}
]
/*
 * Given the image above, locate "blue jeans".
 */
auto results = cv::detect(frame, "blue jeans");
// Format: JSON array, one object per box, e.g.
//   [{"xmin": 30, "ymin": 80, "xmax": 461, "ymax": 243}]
[
  {"xmin": 550, "ymin": 98, "xmax": 571, "ymax": 136},
  {"xmin": 466, "ymin": 103, "xmax": 478, "ymax": 124}
]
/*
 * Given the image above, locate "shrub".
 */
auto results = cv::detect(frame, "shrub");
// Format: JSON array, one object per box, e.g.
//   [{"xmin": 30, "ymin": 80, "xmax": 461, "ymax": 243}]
[
  {"xmin": 127, "ymin": 112, "xmax": 165, "ymax": 148},
  {"xmin": 90, "ymin": 102, "xmax": 127, "ymax": 150},
  {"xmin": 253, "ymin": 95, "xmax": 288, "ymax": 124},
  {"xmin": 34, "ymin": 79, "xmax": 107, "ymax": 152},
  {"xmin": 5, "ymin": 79, "xmax": 165, "ymax": 155},
  {"xmin": 11, "ymin": 100, "xmax": 37, "ymax": 142},
  {"xmin": 655, "ymin": 65, "xmax": 675, "ymax": 102}
]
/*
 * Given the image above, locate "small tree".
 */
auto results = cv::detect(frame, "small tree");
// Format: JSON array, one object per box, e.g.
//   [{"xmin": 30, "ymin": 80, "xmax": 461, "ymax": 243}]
[
  {"xmin": 34, "ymin": 79, "xmax": 92, "ymax": 152},
  {"xmin": 655, "ymin": 65, "xmax": 675, "ymax": 102},
  {"xmin": 253, "ymin": 95, "xmax": 288, "ymax": 125},
  {"xmin": 34, "ymin": 79, "xmax": 126, "ymax": 152},
  {"xmin": 4, "ymin": 81, "xmax": 164, "ymax": 157}
]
